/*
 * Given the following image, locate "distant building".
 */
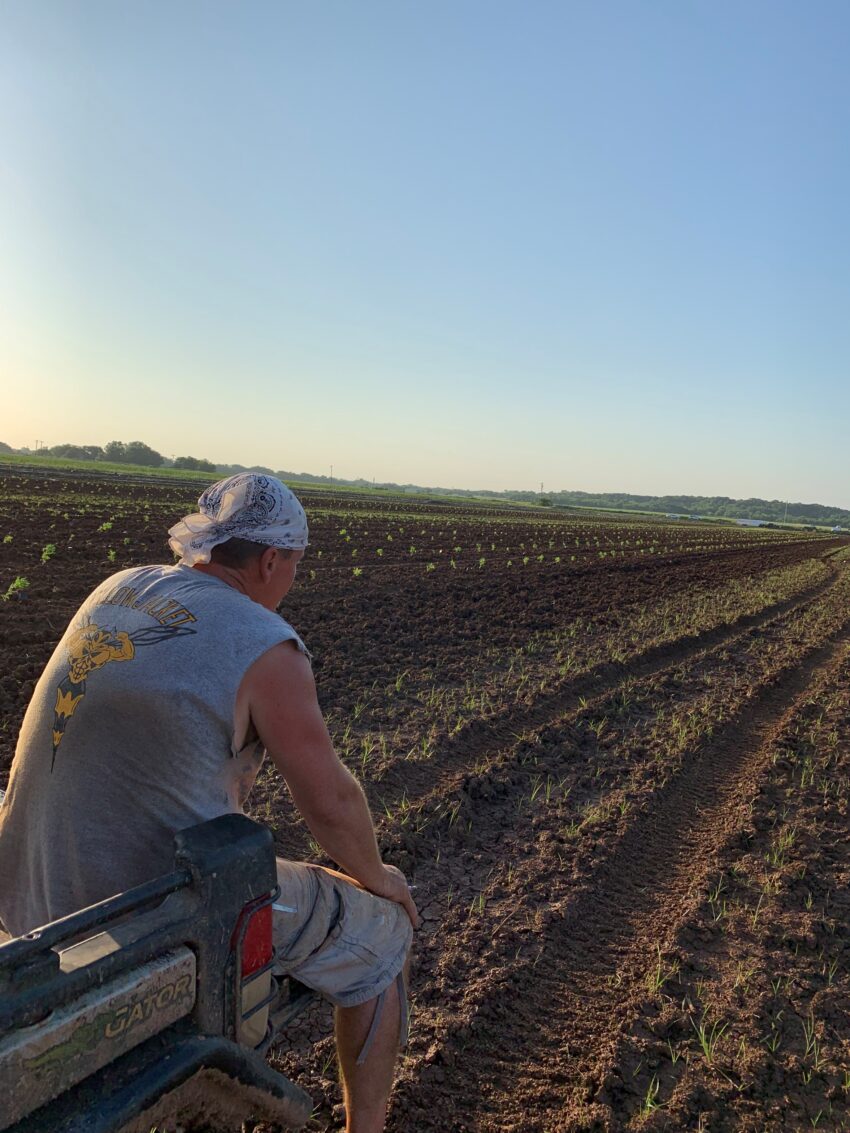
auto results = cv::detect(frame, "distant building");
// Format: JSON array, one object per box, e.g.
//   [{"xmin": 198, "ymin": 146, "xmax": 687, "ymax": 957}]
[{"xmin": 736, "ymin": 518, "xmax": 765, "ymax": 527}]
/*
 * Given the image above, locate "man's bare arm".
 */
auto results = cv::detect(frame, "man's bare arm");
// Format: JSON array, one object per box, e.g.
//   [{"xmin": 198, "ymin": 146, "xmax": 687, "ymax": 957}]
[{"xmin": 243, "ymin": 641, "xmax": 419, "ymax": 925}]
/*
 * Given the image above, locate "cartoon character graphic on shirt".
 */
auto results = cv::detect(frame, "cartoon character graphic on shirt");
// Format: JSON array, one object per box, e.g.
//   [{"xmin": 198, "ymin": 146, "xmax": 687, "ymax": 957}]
[{"xmin": 51, "ymin": 621, "xmax": 195, "ymax": 770}]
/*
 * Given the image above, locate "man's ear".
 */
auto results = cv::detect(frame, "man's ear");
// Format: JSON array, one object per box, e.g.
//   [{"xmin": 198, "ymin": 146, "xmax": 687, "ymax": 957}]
[{"xmin": 259, "ymin": 546, "xmax": 279, "ymax": 581}]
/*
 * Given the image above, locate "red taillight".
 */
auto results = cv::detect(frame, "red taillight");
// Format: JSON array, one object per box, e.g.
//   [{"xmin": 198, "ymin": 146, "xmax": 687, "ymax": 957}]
[{"xmin": 232, "ymin": 901, "xmax": 273, "ymax": 977}]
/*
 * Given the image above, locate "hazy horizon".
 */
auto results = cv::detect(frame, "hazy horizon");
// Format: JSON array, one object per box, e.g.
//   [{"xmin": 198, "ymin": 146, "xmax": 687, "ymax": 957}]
[
  {"xmin": 3, "ymin": 3, "xmax": 849, "ymax": 507},
  {"xmin": 4, "ymin": 440, "xmax": 849, "ymax": 515}
]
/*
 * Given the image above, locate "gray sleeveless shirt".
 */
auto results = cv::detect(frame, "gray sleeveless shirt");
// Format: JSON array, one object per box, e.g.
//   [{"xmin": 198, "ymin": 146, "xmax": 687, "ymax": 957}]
[{"xmin": 0, "ymin": 564, "xmax": 305, "ymax": 936}]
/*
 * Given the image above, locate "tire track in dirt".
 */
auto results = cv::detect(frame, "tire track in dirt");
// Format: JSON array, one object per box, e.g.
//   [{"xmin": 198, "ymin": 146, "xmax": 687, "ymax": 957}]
[
  {"xmin": 393, "ymin": 604, "xmax": 850, "ymax": 1131},
  {"xmin": 270, "ymin": 565, "xmax": 838, "ymax": 866},
  {"xmin": 370, "ymin": 560, "xmax": 841, "ymax": 812},
  {"xmin": 272, "ymin": 566, "xmax": 850, "ymax": 1130},
  {"xmin": 597, "ymin": 639, "xmax": 850, "ymax": 1131}
]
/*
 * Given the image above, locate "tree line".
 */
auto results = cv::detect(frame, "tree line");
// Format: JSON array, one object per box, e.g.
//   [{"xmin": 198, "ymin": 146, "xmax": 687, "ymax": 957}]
[
  {"xmin": 7, "ymin": 441, "xmax": 216, "ymax": 472},
  {"xmin": 494, "ymin": 490, "xmax": 850, "ymax": 528},
  {"xmin": 2, "ymin": 441, "xmax": 847, "ymax": 527}
]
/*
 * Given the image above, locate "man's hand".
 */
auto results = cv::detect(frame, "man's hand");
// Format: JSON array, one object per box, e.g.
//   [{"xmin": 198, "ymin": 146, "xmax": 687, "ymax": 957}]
[{"xmin": 372, "ymin": 863, "xmax": 421, "ymax": 929}]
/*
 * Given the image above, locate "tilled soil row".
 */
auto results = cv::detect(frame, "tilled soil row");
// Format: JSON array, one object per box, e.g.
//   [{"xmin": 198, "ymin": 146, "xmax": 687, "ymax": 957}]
[
  {"xmin": 309, "ymin": 558, "xmax": 848, "ymax": 869},
  {"xmin": 296, "ymin": 538, "xmax": 841, "ymax": 717},
  {"xmin": 4, "ymin": 475, "xmax": 849, "ymax": 1132},
  {"xmin": 264, "ymin": 555, "xmax": 838, "ymax": 866},
  {"xmin": 346, "ymin": 558, "xmax": 841, "ymax": 821},
  {"xmin": 267, "ymin": 565, "xmax": 850, "ymax": 1129},
  {"xmin": 598, "ymin": 645, "xmax": 850, "ymax": 1132},
  {"xmin": 2, "ymin": 481, "xmax": 834, "ymax": 777},
  {"xmin": 379, "ymin": 587, "xmax": 850, "ymax": 1131}
]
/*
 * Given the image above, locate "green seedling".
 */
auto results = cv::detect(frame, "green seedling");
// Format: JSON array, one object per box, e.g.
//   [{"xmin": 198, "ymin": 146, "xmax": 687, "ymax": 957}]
[
  {"xmin": 638, "ymin": 1075, "xmax": 661, "ymax": 1117},
  {"xmin": 469, "ymin": 892, "xmax": 486, "ymax": 915},
  {"xmin": 2, "ymin": 576, "xmax": 29, "ymax": 601},
  {"xmin": 730, "ymin": 946, "xmax": 757, "ymax": 987},
  {"xmin": 646, "ymin": 944, "xmax": 679, "ymax": 996},
  {"xmin": 359, "ymin": 736, "xmax": 375, "ymax": 772},
  {"xmin": 691, "ymin": 1014, "xmax": 728, "ymax": 1065},
  {"xmin": 801, "ymin": 1010, "xmax": 824, "ymax": 1070}
]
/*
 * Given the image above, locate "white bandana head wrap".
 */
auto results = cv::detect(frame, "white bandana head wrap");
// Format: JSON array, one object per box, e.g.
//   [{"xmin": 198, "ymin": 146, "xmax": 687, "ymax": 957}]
[{"xmin": 168, "ymin": 473, "xmax": 309, "ymax": 566}]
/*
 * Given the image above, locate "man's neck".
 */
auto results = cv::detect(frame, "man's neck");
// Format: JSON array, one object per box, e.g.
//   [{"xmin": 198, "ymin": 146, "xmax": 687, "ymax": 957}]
[{"xmin": 191, "ymin": 561, "xmax": 251, "ymax": 597}]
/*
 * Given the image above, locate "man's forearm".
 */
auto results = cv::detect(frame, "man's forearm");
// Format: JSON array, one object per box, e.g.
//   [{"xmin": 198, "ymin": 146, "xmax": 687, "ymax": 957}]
[{"xmin": 296, "ymin": 775, "xmax": 390, "ymax": 895}]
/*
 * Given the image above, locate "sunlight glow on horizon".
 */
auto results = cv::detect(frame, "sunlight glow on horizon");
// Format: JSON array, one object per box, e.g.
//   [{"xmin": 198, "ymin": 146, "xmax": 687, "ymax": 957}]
[{"xmin": 2, "ymin": 2, "xmax": 849, "ymax": 508}]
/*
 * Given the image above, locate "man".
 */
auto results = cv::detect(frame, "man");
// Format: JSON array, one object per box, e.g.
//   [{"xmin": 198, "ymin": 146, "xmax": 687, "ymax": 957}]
[{"xmin": 0, "ymin": 473, "xmax": 417, "ymax": 1133}]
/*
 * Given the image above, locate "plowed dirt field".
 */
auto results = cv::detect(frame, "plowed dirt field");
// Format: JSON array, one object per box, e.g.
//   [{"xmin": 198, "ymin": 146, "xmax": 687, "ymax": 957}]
[{"xmin": 2, "ymin": 471, "xmax": 849, "ymax": 1132}]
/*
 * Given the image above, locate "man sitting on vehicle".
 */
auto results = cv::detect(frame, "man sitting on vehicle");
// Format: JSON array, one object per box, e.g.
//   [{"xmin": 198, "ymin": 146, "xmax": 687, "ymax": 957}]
[{"xmin": 0, "ymin": 472, "xmax": 418, "ymax": 1133}]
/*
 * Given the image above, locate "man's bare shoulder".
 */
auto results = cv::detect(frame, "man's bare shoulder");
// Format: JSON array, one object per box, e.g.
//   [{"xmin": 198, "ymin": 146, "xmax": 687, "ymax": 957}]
[
  {"xmin": 240, "ymin": 639, "xmax": 316, "ymax": 705},
  {"xmin": 234, "ymin": 641, "xmax": 314, "ymax": 754},
  {"xmin": 237, "ymin": 638, "xmax": 334, "ymax": 771}
]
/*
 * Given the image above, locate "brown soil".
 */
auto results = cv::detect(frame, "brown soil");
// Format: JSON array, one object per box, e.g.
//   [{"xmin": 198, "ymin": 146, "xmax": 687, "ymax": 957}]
[{"xmin": 2, "ymin": 472, "xmax": 849, "ymax": 1132}]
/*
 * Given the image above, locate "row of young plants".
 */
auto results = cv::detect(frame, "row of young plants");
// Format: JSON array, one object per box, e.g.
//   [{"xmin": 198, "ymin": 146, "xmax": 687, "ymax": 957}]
[
  {"xmin": 301, "ymin": 507, "xmax": 818, "ymax": 576},
  {"xmin": 0, "ymin": 477, "xmax": 830, "ymax": 603},
  {"xmin": 609, "ymin": 644, "xmax": 850, "ymax": 1130},
  {"xmin": 282, "ymin": 557, "xmax": 850, "ymax": 930},
  {"xmin": 349, "ymin": 564, "xmax": 850, "ymax": 1130},
  {"xmin": 322, "ymin": 556, "xmax": 834, "ymax": 791},
  {"xmin": 0, "ymin": 531, "xmax": 129, "ymax": 594},
  {"xmin": 0, "ymin": 480, "xmax": 200, "ymax": 604}
]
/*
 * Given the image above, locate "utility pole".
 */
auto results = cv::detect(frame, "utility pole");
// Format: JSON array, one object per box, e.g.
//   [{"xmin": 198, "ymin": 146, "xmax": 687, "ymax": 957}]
[
  {"xmin": 330, "ymin": 464, "xmax": 333, "ymax": 485},
  {"xmin": 35, "ymin": 440, "xmax": 44, "ymax": 452}
]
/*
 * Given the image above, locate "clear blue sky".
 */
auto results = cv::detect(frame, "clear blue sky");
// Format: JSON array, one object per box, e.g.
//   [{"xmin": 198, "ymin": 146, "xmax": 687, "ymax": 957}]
[{"xmin": 2, "ymin": 2, "xmax": 849, "ymax": 505}]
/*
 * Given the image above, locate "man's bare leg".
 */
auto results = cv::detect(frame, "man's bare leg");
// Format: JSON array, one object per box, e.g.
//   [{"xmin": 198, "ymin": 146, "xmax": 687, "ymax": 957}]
[{"xmin": 335, "ymin": 974, "xmax": 403, "ymax": 1133}]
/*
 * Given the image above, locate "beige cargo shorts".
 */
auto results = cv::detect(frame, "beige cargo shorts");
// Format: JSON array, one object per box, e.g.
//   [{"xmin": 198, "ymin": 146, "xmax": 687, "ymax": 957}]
[{"xmin": 272, "ymin": 860, "xmax": 413, "ymax": 1009}]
